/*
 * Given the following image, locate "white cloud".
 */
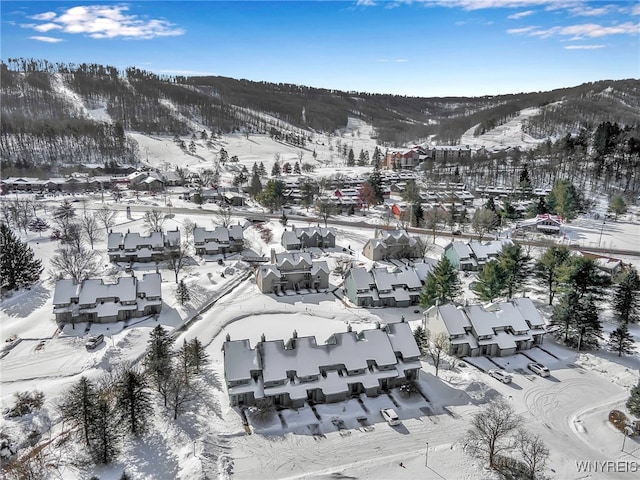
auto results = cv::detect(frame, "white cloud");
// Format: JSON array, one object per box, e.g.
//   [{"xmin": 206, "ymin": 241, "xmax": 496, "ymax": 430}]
[
  {"xmin": 568, "ymin": 5, "xmax": 613, "ymax": 17},
  {"xmin": 508, "ymin": 10, "xmax": 535, "ymax": 19},
  {"xmin": 508, "ymin": 21, "xmax": 640, "ymax": 38},
  {"xmin": 22, "ymin": 4, "xmax": 184, "ymax": 40},
  {"xmin": 30, "ymin": 12, "xmax": 57, "ymax": 21},
  {"xmin": 563, "ymin": 44, "xmax": 605, "ymax": 49},
  {"xmin": 29, "ymin": 36, "xmax": 64, "ymax": 43},
  {"xmin": 33, "ymin": 22, "xmax": 62, "ymax": 33}
]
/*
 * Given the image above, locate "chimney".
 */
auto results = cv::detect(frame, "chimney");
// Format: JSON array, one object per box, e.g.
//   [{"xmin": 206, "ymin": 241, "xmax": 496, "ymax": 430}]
[
  {"xmin": 225, "ymin": 333, "xmax": 231, "ymax": 342},
  {"xmin": 292, "ymin": 329, "xmax": 298, "ymax": 339},
  {"xmin": 375, "ymin": 321, "xmax": 381, "ymax": 329},
  {"xmin": 260, "ymin": 333, "xmax": 266, "ymax": 342},
  {"xmin": 347, "ymin": 324, "xmax": 352, "ymax": 333}
]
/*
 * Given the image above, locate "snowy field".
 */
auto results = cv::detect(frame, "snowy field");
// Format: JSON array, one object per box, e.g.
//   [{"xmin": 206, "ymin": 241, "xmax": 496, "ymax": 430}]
[{"xmin": 2, "ymin": 118, "xmax": 640, "ymax": 480}]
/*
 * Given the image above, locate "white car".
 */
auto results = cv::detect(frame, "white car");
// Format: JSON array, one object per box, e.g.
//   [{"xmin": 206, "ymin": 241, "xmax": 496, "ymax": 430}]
[
  {"xmin": 85, "ymin": 334, "xmax": 104, "ymax": 350},
  {"xmin": 488, "ymin": 369, "xmax": 512, "ymax": 383},
  {"xmin": 528, "ymin": 362, "xmax": 550, "ymax": 377},
  {"xmin": 380, "ymin": 408, "xmax": 400, "ymax": 426}
]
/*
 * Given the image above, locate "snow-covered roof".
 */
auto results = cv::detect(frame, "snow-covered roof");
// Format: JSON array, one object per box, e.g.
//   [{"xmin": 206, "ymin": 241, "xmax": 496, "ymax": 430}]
[
  {"xmin": 493, "ymin": 302, "xmax": 530, "ymax": 333},
  {"xmin": 435, "ymin": 304, "xmax": 470, "ymax": 337},
  {"xmin": 447, "ymin": 241, "xmax": 473, "ymax": 260},
  {"xmin": 511, "ymin": 297, "xmax": 545, "ymax": 329},
  {"xmin": 346, "ymin": 267, "xmax": 374, "ymax": 290},
  {"xmin": 223, "ymin": 339, "xmax": 260, "ymax": 382}
]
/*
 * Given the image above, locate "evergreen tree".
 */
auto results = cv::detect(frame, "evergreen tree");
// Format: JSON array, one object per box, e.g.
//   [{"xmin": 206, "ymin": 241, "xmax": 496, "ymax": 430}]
[
  {"xmin": 372, "ymin": 147, "xmax": 382, "ymax": 167},
  {"xmin": 271, "ymin": 161, "xmax": 281, "ymax": 177},
  {"xmin": 293, "ymin": 162, "xmax": 301, "ymax": 175},
  {"xmin": 575, "ymin": 295, "xmax": 603, "ymax": 351},
  {"xmin": 474, "ymin": 261, "xmax": 506, "ymax": 302},
  {"xmin": 612, "ymin": 267, "xmax": 640, "ymax": 324},
  {"xmin": 549, "ymin": 291, "xmax": 580, "ymax": 344},
  {"xmin": 413, "ymin": 325, "xmax": 428, "ymax": 355},
  {"xmin": 485, "ymin": 196, "xmax": 496, "ymax": 212},
  {"xmin": 534, "ymin": 246, "xmax": 571, "ymax": 305},
  {"xmin": 257, "ymin": 179, "xmax": 287, "ymax": 212},
  {"xmin": 115, "ymin": 368, "xmax": 153, "ymax": 437},
  {"xmin": 89, "ymin": 396, "xmax": 120, "ymax": 464},
  {"xmin": 608, "ymin": 196, "xmax": 627, "ymax": 221},
  {"xmin": 565, "ymin": 256, "xmax": 610, "ymax": 301},
  {"xmin": 249, "ymin": 171, "xmax": 263, "ymax": 199},
  {"xmin": 144, "ymin": 325, "xmax": 175, "ymax": 392},
  {"xmin": 27, "ymin": 217, "xmax": 49, "ymax": 234},
  {"xmin": 347, "ymin": 148, "xmax": 356, "ymax": 167},
  {"xmin": 0, "ymin": 223, "xmax": 43, "ymax": 291},
  {"xmin": 368, "ymin": 168, "xmax": 385, "ymax": 204},
  {"xmin": 176, "ymin": 279, "xmax": 190, "ymax": 306},
  {"xmin": 258, "ymin": 162, "xmax": 267, "ymax": 177},
  {"xmin": 499, "ymin": 243, "xmax": 531, "ymax": 299},
  {"xmin": 627, "ymin": 380, "xmax": 640, "ymax": 417},
  {"xmin": 59, "ymin": 376, "xmax": 98, "ymax": 446},
  {"xmin": 546, "ymin": 180, "xmax": 579, "ymax": 221},
  {"xmin": 282, "ymin": 162, "xmax": 292, "ymax": 174},
  {"xmin": 607, "ymin": 324, "xmax": 635, "ymax": 357},
  {"xmin": 187, "ymin": 337, "xmax": 210, "ymax": 374},
  {"xmin": 419, "ymin": 257, "xmax": 461, "ymax": 308}
]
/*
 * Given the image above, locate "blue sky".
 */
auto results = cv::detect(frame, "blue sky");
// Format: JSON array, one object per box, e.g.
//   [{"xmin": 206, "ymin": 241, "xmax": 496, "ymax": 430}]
[{"xmin": 2, "ymin": 1, "xmax": 639, "ymax": 97}]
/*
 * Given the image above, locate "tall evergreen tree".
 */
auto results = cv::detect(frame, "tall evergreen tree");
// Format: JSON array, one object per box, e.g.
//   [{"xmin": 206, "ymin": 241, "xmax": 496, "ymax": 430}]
[
  {"xmin": 90, "ymin": 396, "xmax": 120, "ymax": 464},
  {"xmin": 534, "ymin": 246, "xmax": 571, "ymax": 305},
  {"xmin": 413, "ymin": 325, "xmax": 428, "ymax": 355},
  {"xmin": 144, "ymin": 325, "xmax": 175, "ymax": 392},
  {"xmin": 499, "ymin": 244, "xmax": 531, "ymax": 299},
  {"xmin": 474, "ymin": 261, "xmax": 506, "ymax": 302},
  {"xmin": 0, "ymin": 223, "xmax": 43, "ymax": 291},
  {"xmin": 565, "ymin": 256, "xmax": 610, "ymax": 301},
  {"xmin": 549, "ymin": 291, "xmax": 580, "ymax": 344},
  {"xmin": 248, "ymin": 171, "xmax": 263, "ymax": 199},
  {"xmin": 59, "ymin": 376, "xmax": 99, "ymax": 446},
  {"xmin": 546, "ymin": 180, "xmax": 579, "ymax": 221},
  {"xmin": 419, "ymin": 257, "xmax": 461, "ymax": 308},
  {"xmin": 575, "ymin": 295, "xmax": 603, "ymax": 351},
  {"xmin": 607, "ymin": 325, "xmax": 635, "ymax": 357},
  {"xmin": 627, "ymin": 380, "xmax": 640, "ymax": 417},
  {"xmin": 115, "ymin": 368, "xmax": 153, "ymax": 437},
  {"xmin": 176, "ymin": 279, "xmax": 190, "ymax": 306},
  {"xmin": 612, "ymin": 267, "xmax": 640, "ymax": 324}
]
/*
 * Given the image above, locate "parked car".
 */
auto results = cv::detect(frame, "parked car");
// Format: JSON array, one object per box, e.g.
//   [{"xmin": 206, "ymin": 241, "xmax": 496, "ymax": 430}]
[
  {"xmin": 380, "ymin": 408, "xmax": 400, "ymax": 426},
  {"xmin": 85, "ymin": 334, "xmax": 104, "ymax": 350},
  {"xmin": 488, "ymin": 369, "xmax": 512, "ymax": 383},
  {"xmin": 528, "ymin": 362, "xmax": 550, "ymax": 377}
]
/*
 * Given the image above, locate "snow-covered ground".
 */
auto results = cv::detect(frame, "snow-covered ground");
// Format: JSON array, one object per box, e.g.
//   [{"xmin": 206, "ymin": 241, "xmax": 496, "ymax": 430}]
[
  {"xmin": 460, "ymin": 107, "xmax": 547, "ymax": 151},
  {"xmin": 2, "ymin": 119, "xmax": 640, "ymax": 479}
]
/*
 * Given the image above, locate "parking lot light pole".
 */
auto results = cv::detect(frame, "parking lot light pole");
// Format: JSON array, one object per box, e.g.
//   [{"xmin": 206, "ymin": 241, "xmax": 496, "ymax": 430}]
[{"xmin": 425, "ymin": 442, "xmax": 429, "ymax": 467}]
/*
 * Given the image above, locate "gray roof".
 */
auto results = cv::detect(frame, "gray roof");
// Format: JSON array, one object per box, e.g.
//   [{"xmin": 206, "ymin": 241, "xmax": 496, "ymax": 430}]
[{"xmin": 437, "ymin": 304, "xmax": 470, "ymax": 336}]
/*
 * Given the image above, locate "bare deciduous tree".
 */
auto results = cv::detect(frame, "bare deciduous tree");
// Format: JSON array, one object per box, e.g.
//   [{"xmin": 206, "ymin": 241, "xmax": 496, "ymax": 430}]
[
  {"xmin": 80, "ymin": 212, "xmax": 103, "ymax": 249},
  {"xmin": 50, "ymin": 246, "xmax": 101, "ymax": 282},
  {"xmin": 96, "ymin": 206, "xmax": 117, "ymax": 234},
  {"xmin": 165, "ymin": 242, "xmax": 191, "ymax": 284},
  {"xmin": 143, "ymin": 209, "xmax": 165, "ymax": 233},
  {"xmin": 515, "ymin": 429, "xmax": 549, "ymax": 480},
  {"xmin": 464, "ymin": 398, "xmax": 522, "ymax": 469},
  {"xmin": 214, "ymin": 207, "xmax": 232, "ymax": 228},
  {"xmin": 426, "ymin": 331, "xmax": 450, "ymax": 377}
]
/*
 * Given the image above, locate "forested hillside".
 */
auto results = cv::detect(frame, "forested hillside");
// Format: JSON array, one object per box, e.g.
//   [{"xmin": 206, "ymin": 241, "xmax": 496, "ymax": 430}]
[{"xmin": 1, "ymin": 58, "xmax": 639, "ymax": 192}]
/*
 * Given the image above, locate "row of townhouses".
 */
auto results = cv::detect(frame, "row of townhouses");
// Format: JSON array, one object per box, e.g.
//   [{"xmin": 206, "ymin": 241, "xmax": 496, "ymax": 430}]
[
  {"xmin": 424, "ymin": 297, "xmax": 546, "ymax": 358},
  {"xmin": 222, "ymin": 321, "xmax": 421, "ymax": 408}
]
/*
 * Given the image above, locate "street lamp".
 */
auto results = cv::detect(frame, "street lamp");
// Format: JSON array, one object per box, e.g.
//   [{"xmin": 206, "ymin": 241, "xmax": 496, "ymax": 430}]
[{"xmin": 425, "ymin": 442, "xmax": 429, "ymax": 467}]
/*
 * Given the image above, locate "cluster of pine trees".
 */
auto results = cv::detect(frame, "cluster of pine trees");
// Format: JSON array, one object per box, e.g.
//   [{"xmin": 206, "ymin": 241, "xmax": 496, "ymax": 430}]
[{"xmin": 57, "ymin": 326, "xmax": 209, "ymax": 466}]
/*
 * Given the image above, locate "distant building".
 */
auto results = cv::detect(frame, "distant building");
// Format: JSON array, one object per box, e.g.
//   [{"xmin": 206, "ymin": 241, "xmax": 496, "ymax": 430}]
[
  {"xmin": 423, "ymin": 297, "xmax": 546, "ymax": 358},
  {"xmin": 281, "ymin": 225, "xmax": 336, "ymax": 250},
  {"xmin": 444, "ymin": 239, "xmax": 513, "ymax": 271},
  {"xmin": 52, "ymin": 273, "xmax": 162, "ymax": 325},
  {"xmin": 222, "ymin": 321, "xmax": 421, "ymax": 408},
  {"xmin": 515, "ymin": 214, "xmax": 563, "ymax": 235},
  {"xmin": 193, "ymin": 225, "xmax": 244, "ymax": 256},
  {"xmin": 343, "ymin": 264, "xmax": 433, "ymax": 307},
  {"xmin": 107, "ymin": 229, "xmax": 181, "ymax": 263},
  {"xmin": 362, "ymin": 229, "xmax": 422, "ymax": 261},
  {"xmin": 255, "ymin": 250, "xmax": 330, "ymax": 294}
]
